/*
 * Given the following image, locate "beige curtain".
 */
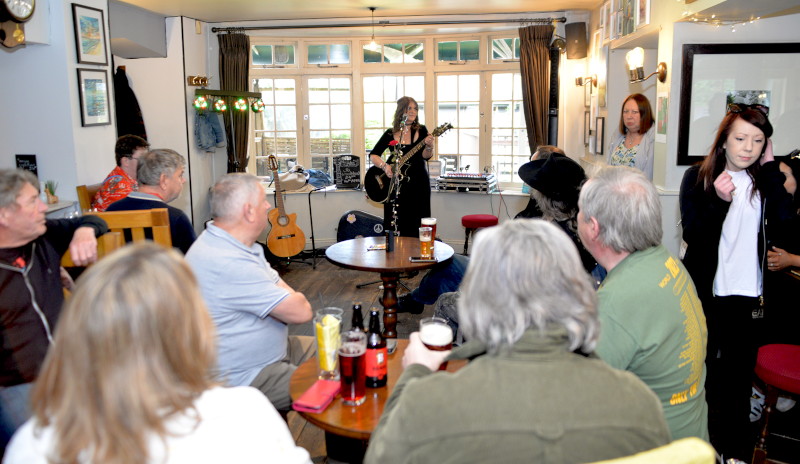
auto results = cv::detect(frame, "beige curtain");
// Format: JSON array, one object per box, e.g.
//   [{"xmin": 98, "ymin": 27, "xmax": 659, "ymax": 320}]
[
  {"xmin": 518, "ymin": 25, "xmax": 554, "ymax": 151},
  {"xmin": 218, "ymin": 33, "xmax": 250, "ymax": 173}
]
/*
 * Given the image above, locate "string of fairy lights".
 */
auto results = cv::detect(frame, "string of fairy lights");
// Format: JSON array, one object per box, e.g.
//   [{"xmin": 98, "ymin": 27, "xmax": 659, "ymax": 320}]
[
  {"xmin": 682, "ymin": 11, "xmax": 762, "ymax": 32},
  {"xmin": 193, "ymin": 95, "xmax": 265, "ymax": 113}
]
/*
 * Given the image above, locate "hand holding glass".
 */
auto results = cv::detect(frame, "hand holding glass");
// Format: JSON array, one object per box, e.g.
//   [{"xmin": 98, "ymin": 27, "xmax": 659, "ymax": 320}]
[{"xmin": 419, "ymin": 316, "xmax": 453, "ymax": 370}]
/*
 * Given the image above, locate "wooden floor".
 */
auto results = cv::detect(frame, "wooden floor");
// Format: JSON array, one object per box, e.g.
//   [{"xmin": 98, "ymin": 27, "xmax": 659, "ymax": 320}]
[{"xmin": 277, "ymin": 254, "xmax": 433, "ymax": 463}]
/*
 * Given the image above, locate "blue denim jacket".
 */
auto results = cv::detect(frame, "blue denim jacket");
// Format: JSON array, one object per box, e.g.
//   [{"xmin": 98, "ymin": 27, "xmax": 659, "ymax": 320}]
[{"xmin": 195, "ymin": 111, "xmax": 226, "ymax": 152}]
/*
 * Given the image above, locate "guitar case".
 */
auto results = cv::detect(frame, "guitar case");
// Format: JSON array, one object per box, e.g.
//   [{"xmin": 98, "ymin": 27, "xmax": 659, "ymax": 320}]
[{"xmin": 336, "ymin": 210, "xmax": 384, "ymax": 242}]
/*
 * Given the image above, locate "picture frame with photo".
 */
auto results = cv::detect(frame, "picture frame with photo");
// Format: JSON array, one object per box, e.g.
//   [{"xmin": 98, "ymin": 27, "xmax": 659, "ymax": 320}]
[
  {"xmin": 584, "ymin": 111, "xmax": 591, "ymax": 146},
  {"xmin": 604, "ymin": 2, "xmax": 612, "ymax": 41},
  {"xmin": 595, "ymin": 117, "xmax": 605, "ymax": 155},
  {"xmin": 584, "ymin": 80, "xmax": 592, "ymax": 107},
  {"xmin": 77, "ymin": 68, "xmax": 112, "ymax": 127},
  {"xmin": 635, "ymin": 0, "xmax": 650, "ymax": 29},
  {"xmin": 72, "ymin": 3, "xmax": 108, "ymax": 65}
]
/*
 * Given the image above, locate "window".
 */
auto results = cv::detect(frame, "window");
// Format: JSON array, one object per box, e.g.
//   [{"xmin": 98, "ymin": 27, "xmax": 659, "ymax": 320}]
[
  {"xmin": 307, "ymin": 77, "xmax": 352, "ymax": 172},
  {"xmin": 251, "ymin": 43, "xmax": 297, "ymax": 67},
  {"xmin": 490, "ymin": 37, "xmax": 520, "ymax": 61},
  {"xmin": 252, "ymin": 78, "xmax": 299, "ymax": 178},
  {"xmin": 436, "ymin": 74, "xmax": 480, "ymax": 173},
  {"xmin": 307, "ymin": 44, "xmax": 350, "ymax": 65},
  {"xmin": 437, "ymin": 39, "xmax": 480, "ymax": 62},
  {"xmin": 363, "ymin": 41, "xmax": 424, "ymax": 64},
  {"xmin": 490, "ymin": 73, "xmax": 529, "ymax": 184},
  {"xmin": 363, "ymin": 75, "xmax": 425, "ymax": 161}
]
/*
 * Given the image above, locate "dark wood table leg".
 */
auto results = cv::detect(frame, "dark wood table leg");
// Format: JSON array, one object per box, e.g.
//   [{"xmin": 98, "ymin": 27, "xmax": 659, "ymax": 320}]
[
  {"xmin": 325, "ymin": 432, "xmax": 367, "ymax": 463},
  {"xmin": 380, "ymin": 272, "xmax": 399, "ymax": 352}
]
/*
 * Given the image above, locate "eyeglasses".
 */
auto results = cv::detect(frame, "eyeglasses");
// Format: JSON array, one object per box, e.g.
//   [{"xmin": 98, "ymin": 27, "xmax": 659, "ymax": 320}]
[{"xmin": 727, "ymin": 103, "xmax": 770, "ymax": 116}]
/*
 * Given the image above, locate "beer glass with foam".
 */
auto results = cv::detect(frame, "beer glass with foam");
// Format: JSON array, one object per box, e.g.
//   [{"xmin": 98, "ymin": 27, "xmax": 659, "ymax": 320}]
[
  {"xmin": 339, "ymin": 330, "xmax": 367, "ymax": 405},
  {"xmin": 421, "ymin": 218, "xmax": 437, "ymax": 252},
  {"xmin": 419, "ymin": 316, "xmax": 453, "ymax": 370},
  {"xmin": 419, "ymin": 226, "xmax": 433, "ymax": 259}
]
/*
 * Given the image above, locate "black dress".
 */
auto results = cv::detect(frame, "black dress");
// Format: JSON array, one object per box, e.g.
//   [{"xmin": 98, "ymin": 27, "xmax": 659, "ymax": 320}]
[{"xmin": 369, "ymin": 126, "xmax": 431, "ymax": 237}]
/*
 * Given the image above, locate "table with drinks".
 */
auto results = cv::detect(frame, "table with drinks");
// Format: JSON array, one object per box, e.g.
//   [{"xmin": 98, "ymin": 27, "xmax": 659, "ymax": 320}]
[{"xmin": 291, "ymin": 310, "xmax": 463, "ymax": 463}]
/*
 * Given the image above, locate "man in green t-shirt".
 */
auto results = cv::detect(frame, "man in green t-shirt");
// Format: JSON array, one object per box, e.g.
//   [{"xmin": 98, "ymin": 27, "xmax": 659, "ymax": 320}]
[{"xmin": 577, "ymin": 166, "xmax": 709, "ymax": 442}]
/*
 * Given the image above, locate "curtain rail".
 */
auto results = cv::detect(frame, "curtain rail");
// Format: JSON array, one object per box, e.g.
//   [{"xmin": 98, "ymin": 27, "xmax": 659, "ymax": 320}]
[{"xmin": 212, "ymin": 17, "xmax": 565, "ymax": 33}]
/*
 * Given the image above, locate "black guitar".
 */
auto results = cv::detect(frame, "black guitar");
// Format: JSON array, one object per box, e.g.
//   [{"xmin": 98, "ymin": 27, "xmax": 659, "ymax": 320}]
[{"xmin": 364, "ymin": 122, "xmax": 453, "ymax": 203}]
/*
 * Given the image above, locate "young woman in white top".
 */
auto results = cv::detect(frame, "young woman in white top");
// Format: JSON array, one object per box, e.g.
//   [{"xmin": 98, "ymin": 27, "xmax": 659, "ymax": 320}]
[
  {"xmin": 679, "ymin": 104, "xmax": 792, "ymax": 462},
  {"xmin": 608, "ymin": 93, "xmax": 656, "ymax": 180},
  {"xmin": 4, "ymin": 243, "xmax": 311, "ymax": 464}
]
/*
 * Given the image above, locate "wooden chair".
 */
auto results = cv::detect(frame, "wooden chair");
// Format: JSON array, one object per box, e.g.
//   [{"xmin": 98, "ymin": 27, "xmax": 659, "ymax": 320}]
[
  {"xmin": 86, "ymin": 208, "xmax": 172, "ymax": 248},
  {"xmin": 61, "ymin": 231, "xmax": 125, "ymax": 268},
  {"xmin": 76, "ymin": 183, "xmax": 103, "ymax": 211}
]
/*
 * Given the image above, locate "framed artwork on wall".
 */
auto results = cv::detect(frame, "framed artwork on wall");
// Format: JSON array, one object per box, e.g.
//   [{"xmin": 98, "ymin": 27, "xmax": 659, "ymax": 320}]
[
  {"xmin": 636, "ymin": 0, "xmax": 650, "ymax": 29},
  {"xmin": 676, "ymin": 42, "xmax": 800, "ymax": 165},
  {"xmin": 77, "ymin": 68, "xmax": 111, "ymax": 127},
  {"xmin": 584, "ymin": 111, "xmax": 591, "ymax": 146},
  {"xmin": 72, "ymin": 3, "xmax": 108, "ymax": 65},
  {"xmin": 656, "ymin": 92, "xmax": 668, "ymax": 143},
  {"xmin": 595, "ymin": 117, "xmax": 605, "ymax": 155},
  {"xmin": 584, "ymin": 81, "xmax": 592, "ymax": 107}
]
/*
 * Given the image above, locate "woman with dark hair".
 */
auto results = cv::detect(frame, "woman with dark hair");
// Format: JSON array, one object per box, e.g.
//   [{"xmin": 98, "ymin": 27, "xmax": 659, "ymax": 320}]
[
  {"xmin": 608, "ymin": 93, "xmax": 655, "ymax": 180},
  {"xmin": 679, "ymin": 104, "xmax": 792, "ymax": 462},
  {"xmin": 369, "ymin": 96, "xmax": 434, "ymax": 237}
]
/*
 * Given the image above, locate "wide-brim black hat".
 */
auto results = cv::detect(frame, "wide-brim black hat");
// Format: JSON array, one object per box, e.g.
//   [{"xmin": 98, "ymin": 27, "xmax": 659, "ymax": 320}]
[{"xmin": 518, "ymin": 155, "xmax": 586, "ymax": 203}]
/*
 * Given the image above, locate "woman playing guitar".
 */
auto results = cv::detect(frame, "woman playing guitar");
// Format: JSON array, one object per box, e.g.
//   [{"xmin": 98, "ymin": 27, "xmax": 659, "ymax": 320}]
[{"xmin": 369, "ymin": 96, "xmax": 435, "ymax": 237}]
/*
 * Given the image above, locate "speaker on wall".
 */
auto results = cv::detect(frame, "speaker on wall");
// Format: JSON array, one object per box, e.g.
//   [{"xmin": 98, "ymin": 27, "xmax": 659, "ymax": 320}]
[{"xmin": 565, "ymin": 22, "xmax": 587, "ymax": 60}]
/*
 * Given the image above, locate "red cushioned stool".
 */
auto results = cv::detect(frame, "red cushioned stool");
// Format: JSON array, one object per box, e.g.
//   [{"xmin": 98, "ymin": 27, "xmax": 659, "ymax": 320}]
[
  {"xmin": 461, "ymin": 214, "xmax": 498, "ymax": 255},
  {"xmin": 752, "ymin": 344, "xmax": 800, "ymax": 464}
]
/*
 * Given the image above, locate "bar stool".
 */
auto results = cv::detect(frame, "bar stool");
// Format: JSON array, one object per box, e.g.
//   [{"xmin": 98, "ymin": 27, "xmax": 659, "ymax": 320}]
[
  {"xmin": 461, "ymin": 214, "xmax": 498, "ymax": 255},
  {"xmin": 752, "ymin": 344, "xmax": 800, "ymax": 464}
]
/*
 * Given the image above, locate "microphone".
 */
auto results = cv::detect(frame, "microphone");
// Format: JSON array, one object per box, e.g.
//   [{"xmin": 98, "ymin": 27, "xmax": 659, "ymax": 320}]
[{"xmin": 401, "ymin": 114, "xmax": 408, "ymax": 126}]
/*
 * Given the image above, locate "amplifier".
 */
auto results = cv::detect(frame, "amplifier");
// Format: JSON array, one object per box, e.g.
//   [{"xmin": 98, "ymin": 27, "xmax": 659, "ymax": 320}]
[{"xmin": 435, "ymin": 173, "xmax": 498, "ymax": 193}]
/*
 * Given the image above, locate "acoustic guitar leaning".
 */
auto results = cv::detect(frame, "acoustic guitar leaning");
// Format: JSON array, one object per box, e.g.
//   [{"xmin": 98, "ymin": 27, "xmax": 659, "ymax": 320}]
[
  {"xmin": 364, "ymin": 122, "xmax": 452, "ymax": 204},
  {"xmin": 266, "ymin": 155, "xmax": 307, "ymax": 258}
]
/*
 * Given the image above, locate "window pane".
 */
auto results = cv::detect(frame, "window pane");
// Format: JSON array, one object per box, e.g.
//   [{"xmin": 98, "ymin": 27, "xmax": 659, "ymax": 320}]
[
  {"xmin": 458, "ymin": 75, "xmax": 480, "ymax": 100},
  {"xmin": 365, "ymin": 129, "xmax": 384, "ymax": 155},
  {"xmin": 405, "ymin": 43, "xmax": 424, "ymax": 62},
  {"xmin": 307, "ymin": 45, "xmax": 327, "ymax": 64},
  {"xmin": 492, "ymin": 39, "xmax": 513, "ymax": 60},
  {"xmin": 492, "ymin": 73, "xmax": 513, "ymax": 100},
  {"xmin": 274, "ymin": 45, "xmax": 295, "ymax": 65},
  {"xmin": 363, "ymin": 44, "xmax": 382, "ymax": 63},
  {"xmin": 405, "ymin": 76, "xmax": 425, "ymax": 100},
  {"xmin": 514, "ymin": 38, "xmax": 520, "ymax": 59},
  {"xmin": 459, "ymin": 103, "xmax": 480, "ymax": 127},
  {"xmin": 461, "ymin": 40, "xmax": 479, "ymax": 61},
  {"xmin": 274, "ymin": 79, "xmax": 296, "ymax": 104},
  {"xmin": 252, "ymin": 45, "xmax": 273, "ymax": 65},
  {"xmin": 384, "ymin": 43, "xmax": 404, "ymax": 63},
  {"xmin": 492, "ymin": 128, "xmax": 513, "ymax": 154},
  {"xmin": 330, "ymin": 44, "xmax": 350, "ymax": 64},
  {"xmin": 492, "ymin": 101, "xmax": 513, "ymax": 128},
  {"xmin": 363, "ymin": 77, "xmax": 383, "ymax": 102},
  {"xmin": 310, "ymin": 156, "xmax": 330, "ymax": 171},
  {"xmin": 437, "ymin": 75, "xmax": 457, "ymax": 101},
  {"xmin": 308, "ymin": 78, "xmax": 329, "ymax": 104},
  {"xmin": 459, "ymin": 129, "xmax": 479, "ymax": 154},
  {"xmin": 331, "ymin": 105, "xmax": 351, "ymax": 129},
  {"xmin": 275, "ymin": 106, "xmax": 296, "ymax": 131},
  {"xmin": 309, "ymin": 105, "xmax": 330, "ymax": 130},
  {"xmin": 364, "ymin": 103, "xmax": 384, "ymax": 128},
  {"xmin": 310, "ymin": 130, "xmax": 330, "ymax": 155},
  {"xmin": 382, "ymin": 76, "xmax": 400, "ymax": 102},
  {"xmin": 331, "ymin": 130, "xmax": 351, "ymax": 155},
  {"xmin": 275, "ymin": 132, "xmax": 297, "ymax": 156},
  {"xmin": 438, "ymin": 41, "xmax": 457, "ymax": 61},
  {"xmin": 460, "ymin": 155, "xmax": 479, "ymax": 173}
]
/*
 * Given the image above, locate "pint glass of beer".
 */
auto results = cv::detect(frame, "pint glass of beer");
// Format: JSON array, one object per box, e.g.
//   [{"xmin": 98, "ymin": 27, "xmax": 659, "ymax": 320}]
[
  {"xmin": 339, "ymin": 330, "xmax": 367, "ymax": 406},
  {"xmin": 421, "ymin": 218, "xmax": 437, "ymax": 252},
  {"xmin": 314, "ymin": 307, "xmax": 343, "ymax": 380},
  {"xmin": 419, "ymin": 316, "xmax": 453, "ymax": 371},
  {"xmin": 419, "ymin": 226, "xmax": 433, "ymax": 259}
]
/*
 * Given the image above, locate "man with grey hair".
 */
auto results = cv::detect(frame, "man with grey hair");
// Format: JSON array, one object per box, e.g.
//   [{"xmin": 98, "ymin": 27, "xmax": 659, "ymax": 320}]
[
  {"xmin": 0, "ymin": 169, "xmax": 108, "ymax": 446},
  {"xmin": 578, "ymin": 166, "xmax": 709, "ymax": 441},
  {"xmin": 366, "ymin": 219, "xmax": 669, "ymax": 464},
  {"xmin": 106, "ymin": 149, "xmax": 196, "ymax": 254},
  {"xmin": 186, "ymin": 173, "xmax": 314, "ymax": 411}
]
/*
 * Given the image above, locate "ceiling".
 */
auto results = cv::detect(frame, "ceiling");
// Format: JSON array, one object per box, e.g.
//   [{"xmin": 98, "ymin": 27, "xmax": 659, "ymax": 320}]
[{"xmin": 115, "ymin": 0, "xmax": 601, "ymax": 24}]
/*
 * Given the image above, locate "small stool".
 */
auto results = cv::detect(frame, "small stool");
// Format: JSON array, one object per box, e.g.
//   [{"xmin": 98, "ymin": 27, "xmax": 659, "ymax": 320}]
[
  {"xmin": 461, "ymin": 214, "xmax": 498, "ymax": 255},
  {"xmin": 752, "ymin": 344, "xmax": 800, "ymax": 464}
]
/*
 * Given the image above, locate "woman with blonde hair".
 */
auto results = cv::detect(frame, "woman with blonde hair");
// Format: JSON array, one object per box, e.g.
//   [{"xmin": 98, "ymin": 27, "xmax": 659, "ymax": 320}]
[{"xmin": 4, "ymin": 243, "xmax": 310, "ymax": 464}]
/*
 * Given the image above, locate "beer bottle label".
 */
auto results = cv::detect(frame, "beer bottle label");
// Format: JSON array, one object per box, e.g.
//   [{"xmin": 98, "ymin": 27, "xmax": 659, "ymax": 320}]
[{"xmin": 365, "ymin": 347, "xmax": 387, "ymax": 379}]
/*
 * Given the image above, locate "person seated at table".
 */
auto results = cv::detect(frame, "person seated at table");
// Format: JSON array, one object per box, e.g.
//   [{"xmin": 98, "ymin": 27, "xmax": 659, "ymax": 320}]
[
  {"xmin": 186, "ymin": 173, "xmax": 315, "ymax": 412},
  {"xmin": 4, "ymin": 243, "xmax": 312, "ymax": 464},
  {"xmin": 364, "ymin": 220, "xmax": 670, "ymax": 464},
  {"xmin": 106, "ymin": 149, "xmax": 196, "ymax": 254},
  {"xmin": 92, "ymin": 134, "xmax": 150, "ymax": 211}
]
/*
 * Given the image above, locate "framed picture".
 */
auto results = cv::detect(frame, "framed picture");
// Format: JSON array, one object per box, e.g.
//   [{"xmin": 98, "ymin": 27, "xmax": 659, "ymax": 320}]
[
  {"xmin": 599, "ymin": 3, "xmax": 606, "ymax": 28},
  {"xmin": 656, "ymin": 92, "xmax": 668, "ymax": 143},
  {"xmin": 595, "ymin": 117, "xmax": 605, "ymax": 155},
  {"xmin": 676, "ymin": 42, "xmax": 800, "ymax": 165},
  {"xmin": 604, "ymin": 2, "xmax": 612, "ymax": 41},
  {"xmin": 72, "ymin": 4, "xmax": 108, "ymax": 65},
  {"xmin": 636, "ymin": 0, "xmax": 650, "ymax": 29},
  {"xmin": 77, "ymin": 68, "xmax": 111, "ymax": 126},
  {"xmin": 584, "ymin": 81, "xmax": 592, "ymax": 107},
  {"xmin": 584, "ymin": 111, "xmax": 591, "ymax": 146}
]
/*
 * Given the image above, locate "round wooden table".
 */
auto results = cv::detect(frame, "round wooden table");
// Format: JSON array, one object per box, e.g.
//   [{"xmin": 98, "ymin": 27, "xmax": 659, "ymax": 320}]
[
  {"xmin": 290, "ymin": 339, "xmax": 465, "ymax": 462},
  {"xmin": 325, "ymin": 236, "xmax": 454, "ymax": 350}
]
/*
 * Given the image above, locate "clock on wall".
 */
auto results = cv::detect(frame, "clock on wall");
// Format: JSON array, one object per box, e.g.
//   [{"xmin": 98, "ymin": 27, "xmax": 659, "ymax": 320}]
[{"xmin": 1, "ymin": 0, "xmax": 35, "ymax": 48}]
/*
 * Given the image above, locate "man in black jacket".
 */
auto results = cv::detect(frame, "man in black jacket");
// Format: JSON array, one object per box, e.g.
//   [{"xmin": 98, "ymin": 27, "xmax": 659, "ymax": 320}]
[{"xmin": 0, "ymin": 169, "xmax": 108, "ymax": 448}]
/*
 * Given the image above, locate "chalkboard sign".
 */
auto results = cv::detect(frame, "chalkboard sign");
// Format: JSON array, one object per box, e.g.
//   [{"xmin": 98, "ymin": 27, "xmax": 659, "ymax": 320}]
[
  {"xmin": 333, "ymin": 155, "xmax": 361, "ymax": 189},
  {"xmin": 15, "ymin": 154, "xmax": 38, "ymax": 177}
]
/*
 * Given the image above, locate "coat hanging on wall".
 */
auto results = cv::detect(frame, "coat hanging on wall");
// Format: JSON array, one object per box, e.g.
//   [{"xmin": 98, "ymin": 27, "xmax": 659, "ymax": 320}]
[{"xmin": 114, "ymin": 66, "xmax": 148, "ymax": 140}]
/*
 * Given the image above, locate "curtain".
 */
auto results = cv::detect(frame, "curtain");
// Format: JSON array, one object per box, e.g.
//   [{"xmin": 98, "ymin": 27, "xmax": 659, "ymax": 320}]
[
  {"xmin": 218, "ymin": 33, "xmax": 250, "ymax": 173},
  {"xmin": 518, "ymin": 24, "xmax": 554, "ymax": 151}
]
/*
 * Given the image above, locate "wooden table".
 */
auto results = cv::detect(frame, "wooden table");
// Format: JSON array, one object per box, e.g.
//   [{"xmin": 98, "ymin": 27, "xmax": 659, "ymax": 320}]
[
  {"xmin": 290, "ymin": 339, "xmax": 466, "ymax": 462},
  {"xmin": 325, "ymin": 236, "xmax": 454, "ymax": 349}
]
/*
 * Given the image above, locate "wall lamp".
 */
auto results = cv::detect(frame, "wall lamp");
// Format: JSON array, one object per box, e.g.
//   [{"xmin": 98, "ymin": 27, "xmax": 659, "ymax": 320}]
[
  {"xmin": 575, "ymin": 75, "xmax": 597, "ymax": 87},
  {"xmin": 625, "ymin": 47, "xmax": 667, "ymax": 83}
]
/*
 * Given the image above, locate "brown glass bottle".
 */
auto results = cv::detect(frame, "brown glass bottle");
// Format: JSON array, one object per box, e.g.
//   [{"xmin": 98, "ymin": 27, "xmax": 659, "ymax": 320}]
[
  {"xmin": 365, "ymin": 308, "xmax": 387, "ymax": 388},
  {"xmin": 350, "ymin": 303, "xmax": 365, "ymax": 332}
]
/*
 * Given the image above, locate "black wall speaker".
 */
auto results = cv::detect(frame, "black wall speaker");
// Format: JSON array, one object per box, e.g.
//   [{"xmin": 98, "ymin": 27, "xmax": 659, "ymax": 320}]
[{"xmin": 565, "ymin": 22, "xmax": 588, "ymax": 60}]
